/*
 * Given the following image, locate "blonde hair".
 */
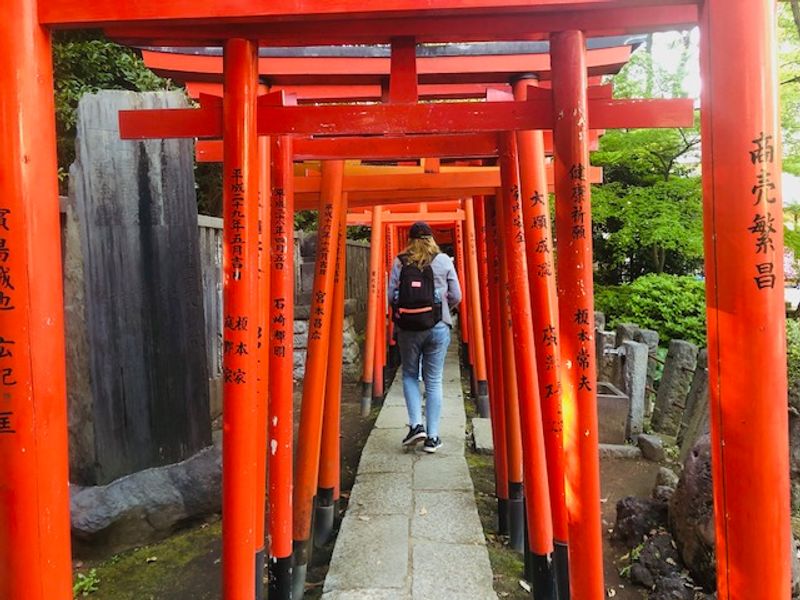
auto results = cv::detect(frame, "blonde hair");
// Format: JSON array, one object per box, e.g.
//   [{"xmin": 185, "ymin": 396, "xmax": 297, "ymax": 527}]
[{"xmin": 403, "ymin": 237, "xmax": 440, "ymax": 268}]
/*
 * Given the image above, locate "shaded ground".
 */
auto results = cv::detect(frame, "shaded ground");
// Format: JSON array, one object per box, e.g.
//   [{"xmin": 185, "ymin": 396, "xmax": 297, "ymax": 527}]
[
  {"xmin": 461, "ymin": 359, "xmax": 662, "ymax": 600},
  {"xmin": 73, "ymin": 381, "xmax": 377, "ymax": 599}
]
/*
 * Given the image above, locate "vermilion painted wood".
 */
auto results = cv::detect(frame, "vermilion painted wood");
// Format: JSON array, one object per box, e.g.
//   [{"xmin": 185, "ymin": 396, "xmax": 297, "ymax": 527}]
[
  {"xmin": 139, "ymin": 45, "xmax": 632, "ymax": 87},
  {"xmin": 347, "ymin": 212, "xmax": 464, "ymax": 225},
  {"xmin": 484, "ymin": 198, "xmax": 510, "ymax": 520},
  {"xmin": 293, "ymin": 161, "xmax": 345, "ymax": 578},
  {"xmin": 254, "ymin": 135, "xmax": 270, "ymax": 582},
  {"xmin": 496, "ymin": 194, "xmax": 525, "ymax": 500},
  {"xmin": 389, "ymin": 37, "xmax": 419, "ymax": 103},
  {"xmin": 64, "ymin": 6, "xmax": 698, "ymax": 46},
  {"xmin": 195, "ymin": 131, "xmax": 601, "ymax": 162},
  {"xmin": 464, "ymin": 198, "xmax": 488, "ymax": 384},
  {"xmin": 551, "ymin": 30, "xmax": 604, "ymax": 598},
  {"xmin": 499, "ymin": 132, "xmax": 554, "ymax": 557},
  {"xmin": 40, "ymin": 0, "xmax": 697, "ymax": 26},
  {"xmin": 186, "ymin": 80, "xmax": 512, "ymax": 103},
  {"xmin": 318, "ymin": 197, "xmax": 347, "ymax": 501},
  {"xmin": 118, "ymin": 97, "xmax": 693, "ymax": 138},
  {"xmin": 0, "ymin": 2, "xmax": 73, "ymax": 598},
  {"xmin": 221, "ymin": 38, "xmax": 260, "ymax": 600},
  {"xmin": 268, "ymin": 135, "xmax": 295, "ymax": 571},
  {"xmin": 360, "ymin": 207, "xmax": 383, "ymax": 413},
  {"xmin": 700, "ymin": 1, "xmax": 790, "ymax": 597},
  {"xmin": 514, "ymin": 79, "xmax": 569, "ymax": 548}
]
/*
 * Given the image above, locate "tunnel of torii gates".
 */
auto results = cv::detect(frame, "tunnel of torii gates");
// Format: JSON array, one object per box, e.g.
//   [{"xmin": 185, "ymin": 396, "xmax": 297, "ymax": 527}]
[{"xmin": 0, "ymin": 1, "xmax": 789, "ymax": 599}]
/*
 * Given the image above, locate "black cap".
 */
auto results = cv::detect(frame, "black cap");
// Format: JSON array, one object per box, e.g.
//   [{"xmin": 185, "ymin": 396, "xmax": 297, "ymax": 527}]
[{"xmin": 409, "ymin": 221, "xmax": 434, "ymax": 239}]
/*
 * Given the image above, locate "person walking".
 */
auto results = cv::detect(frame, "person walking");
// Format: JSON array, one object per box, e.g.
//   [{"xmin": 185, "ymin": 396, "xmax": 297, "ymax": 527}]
[{"xmin": 388, "ymin": 222, "xmax": 462, "ymax": 453}]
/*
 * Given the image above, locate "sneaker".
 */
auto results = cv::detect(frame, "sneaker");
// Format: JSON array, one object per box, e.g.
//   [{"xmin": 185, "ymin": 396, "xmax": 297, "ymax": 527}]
[
  {"xmin": 402, "ymin": 424, "xmax": 426, "ymax": 446},
  {"xmin": 423, "ymin": 437, "xmax": 443, "ymax": 453}
]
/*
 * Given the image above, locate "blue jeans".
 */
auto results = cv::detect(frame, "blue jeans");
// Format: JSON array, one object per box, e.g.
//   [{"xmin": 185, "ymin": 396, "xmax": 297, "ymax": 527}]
[{"xmin": 397, "ymin": 321, "xmax": 451, "ymax": 438}]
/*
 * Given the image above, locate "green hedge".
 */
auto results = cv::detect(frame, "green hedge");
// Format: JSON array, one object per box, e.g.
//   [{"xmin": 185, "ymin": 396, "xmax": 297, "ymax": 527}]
[{"xmin": 595, "ymin": 274, "xmax": 707, "ymax": 345}]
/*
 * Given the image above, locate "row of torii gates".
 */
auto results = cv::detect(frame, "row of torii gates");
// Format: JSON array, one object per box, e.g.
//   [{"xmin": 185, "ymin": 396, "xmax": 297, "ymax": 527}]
[{"xmin": 0, "ymin": 1, "xmax": 789, "ymax": 599}]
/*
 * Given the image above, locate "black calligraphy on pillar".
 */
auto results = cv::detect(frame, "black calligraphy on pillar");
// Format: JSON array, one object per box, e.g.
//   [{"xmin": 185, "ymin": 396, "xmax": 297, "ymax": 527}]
[
  {"xmin": 747, "ymin": 132, "xmax": 778, "ymax": 290},
  {"xmin": 0, "ymin": 411, "xmax": 15, "ymax": 434},
  {"xmin": 317, "ymin": 204, "xmax": 334, "ymax": 277},
  {"xmin": 230, "ymin": 169, "xmax": 246, "ymax": 280},
  {"xmin": 272, "ymin": 188, "xmax": 287, "ymax": 271},
  {"xmin": 569, "ymin": 164, "xmax": 588, "ymax": 240},
  {"xmin": 0, "ymin": 207, "xmax": 17, "ymax": 401},
  {"xmin": 271, "ymin": 297, "xmax": 288, "ymax": 358},
  {"xmin": 309, "ymin": 290, "xmax": 327, "ymax": 342},
  {"xmin": 543, "ymin": 325, "xmax": 557, "ymax": 347}
]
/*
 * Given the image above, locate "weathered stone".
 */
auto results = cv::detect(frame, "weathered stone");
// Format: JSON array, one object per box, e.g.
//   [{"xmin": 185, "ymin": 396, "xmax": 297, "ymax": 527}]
[
  {"xmin": 597, "ymin": 381, "xmax": 630, "ymax": 444},
  {"xmin": 622, "ymin": 341, "xmax": 649, "ymax": 440},
  {"xmin": 411, "ymin": 541, "xmax": 496, "ymax": 600},
  {"xmin": 638, "ymin": 532, "xmax": 683, "ymax": 580},
  {"xmin": 649, "ymin": 576, "xmax": 694, "ymax": 600},
  {"xmin": 596, "ymin": 331, "xmax": 618, "ymax": 383},
  {"xmin": 677, "ymin": 349, "xmax": 708, "ymax": 446},
  {"xmin": 71, "ymin": 443, "xmax": 221, "ymax": 556},
  {"xmin": 323, "ymin": 515, "xmax": 409, "ymax": 592},
  {"xmin": 656, "ymin": 467, "xmax": 680, "ymax": 489},
  {"xmin": 652, "ymin": 340, "xmax": 699, "ymax": 436},
  {"xmin": 616, "ymin": 323, "xmax": 640, "ymax": 347},
  {"xmin": 594, "ymin": 311, "xmax": 606, "ymax": 332},
  {"xmin": 412, "ymin": 491, "xmax": 485, "ymax": 544},
  {"xmin": 652, "ymin": 485, "xmax": 675, "ymax": 504},
  {"xmin": 635, "ymin": 328, "xmax": 660, "ymax": 353},
  {"xmin": 614, "ymin": 496, "xmax": 668, "ymax": 546},
  {"xmin": 638, "ymin": 434, "xmax": 666, "ymax": 462},
  {"xmin": 669, "ymin": 435, "xmax": 716, "ymax": 590},
  {"xmin": 414, "ymin": 456, "xmax": 473, "ymax": 491},
  {"xmin": 348, "ymin": 472, "xmax": 413, "ymax": 516},
  {"xmin": 599, "ymin": 444, "xmax": 643, "ymax": 460},
  {"xmin": 630, "ymin": 563, "xmax": 656, "ymax": 589},
  {"xmin": 635, "ymin": 329, "xmax": 660, "ymax": 416},
  {"xmin": 471, "ymin": 418, "xmax": 494, "ymax": 455},
  {"xmin": 677, "ymin": 353, "xmax": 710, "ymax": 464},
  {"xmin": 69, "ymin": 91, "xmax": 210, "ymax": 485}
]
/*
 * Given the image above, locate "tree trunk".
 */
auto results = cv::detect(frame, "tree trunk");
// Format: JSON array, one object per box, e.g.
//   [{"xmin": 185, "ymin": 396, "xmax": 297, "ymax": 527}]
[{"xmin": 791, "ymin": 0, "xmax": 800, "ymax": 39}]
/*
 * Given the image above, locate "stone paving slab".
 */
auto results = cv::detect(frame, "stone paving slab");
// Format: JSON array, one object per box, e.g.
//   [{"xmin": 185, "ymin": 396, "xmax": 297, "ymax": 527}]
[
  {"xmin": 411, "ymin": 491, "xmax": 485, "ymax": 544},
  {"xmin": 324, "ymin": 514, "xmax": 410, "ymax": 592},
  {"xmin": 413, "ymin": 456, "xmax": 473, "ymax": 491},
  {"xmin": 324, "ymin": 348, "xmax": 497, "ymax": 599},
  {"xmin": 348, "ymin": 472, "xmax": 413, "ymax": 516},
  {"xmin": 322, "ymin": 590, "xmax": 412, "ymax": 600},
  {"xmin": 411, "ymin": 540, "xmax": 496, "ymax": 600},
  {"xmin": 472, "ymin": 417, "xmax": 494, "ymax": 454}
]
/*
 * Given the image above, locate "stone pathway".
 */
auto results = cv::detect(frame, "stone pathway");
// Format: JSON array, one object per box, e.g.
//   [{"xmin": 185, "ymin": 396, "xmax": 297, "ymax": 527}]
[{"xmin": 322, "ymin": 350, "xmax": 498, "ymax": 600}]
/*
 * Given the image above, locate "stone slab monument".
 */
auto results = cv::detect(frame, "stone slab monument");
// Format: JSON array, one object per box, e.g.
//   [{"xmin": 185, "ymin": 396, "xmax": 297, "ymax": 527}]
[
  {"xmin": 66, "ymin": 91, "xmax": 211, "ymax": 485},
  {"xmin": 651, "ymin": 339, "xmax": 699, "ymax": 437}
]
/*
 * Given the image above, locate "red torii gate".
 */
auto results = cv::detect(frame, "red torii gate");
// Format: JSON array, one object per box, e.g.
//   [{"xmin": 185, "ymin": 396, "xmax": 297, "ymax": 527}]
[{"xmin": 0, "ymin": 3, "xmax": 789, "ymax": 600}]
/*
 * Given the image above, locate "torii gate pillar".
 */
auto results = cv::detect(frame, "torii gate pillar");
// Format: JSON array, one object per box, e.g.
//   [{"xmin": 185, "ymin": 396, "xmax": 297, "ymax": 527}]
[
  {"xmin": 0, "ymin": 1, "xmax": 73, "ymax": 598},
  {"xmin": 700, "ymin": 1, "xmax": 791, "ymax": 597}
]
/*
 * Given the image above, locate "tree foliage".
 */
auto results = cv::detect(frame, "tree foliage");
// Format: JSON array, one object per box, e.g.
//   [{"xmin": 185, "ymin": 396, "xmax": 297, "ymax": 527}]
[
  {"xmin": 591, "ymin": 34, "xmax": 703, "ymax": 285},
  {"xmin": 592, "ymin": 177, "xmax": 703, "ymax": 283},
  {"xmin": 52, "ymin": 31, "xmax": 171, "ymax": 188},
  {"xmin": 595, "ymin": 274, "xmax": 707, "ymax": 345}
]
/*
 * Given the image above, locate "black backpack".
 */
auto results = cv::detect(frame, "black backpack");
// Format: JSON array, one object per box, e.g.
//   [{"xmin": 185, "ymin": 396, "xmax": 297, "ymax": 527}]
[{"xmin": 393, "ymin": 255, "xmax": 442, "ymax": 331}]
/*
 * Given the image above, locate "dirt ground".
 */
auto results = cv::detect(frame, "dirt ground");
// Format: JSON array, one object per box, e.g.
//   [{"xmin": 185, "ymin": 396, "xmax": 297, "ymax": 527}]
[
  {"xmin": 462, "ymin": 364, "xmax": 663, "ymax": 600},
  {"xmin": 73, "ymin": 380, "xmax": 378, "ymax": 600}
]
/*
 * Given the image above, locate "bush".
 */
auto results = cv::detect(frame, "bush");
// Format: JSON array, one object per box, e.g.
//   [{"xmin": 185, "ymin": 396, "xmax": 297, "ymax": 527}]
[
  {"xmin": 787, "ymin": 319, "xmax": 800, "ymax": 385},
  {"xmin": 595, "ymin": 274, "xmax": 707, "ymax": 345}
]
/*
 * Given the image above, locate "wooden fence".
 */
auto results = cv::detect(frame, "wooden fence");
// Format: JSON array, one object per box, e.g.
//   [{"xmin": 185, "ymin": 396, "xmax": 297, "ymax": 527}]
[{"xmin": 196, "ymin": 219, "xmax": 372, "ymax": 378}]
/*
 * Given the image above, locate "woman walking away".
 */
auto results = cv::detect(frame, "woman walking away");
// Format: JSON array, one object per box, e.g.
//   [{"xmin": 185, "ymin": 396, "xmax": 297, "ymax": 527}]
[{"xmin": 388, "ymin": 222, "xmax": 462, "ymax": 453}]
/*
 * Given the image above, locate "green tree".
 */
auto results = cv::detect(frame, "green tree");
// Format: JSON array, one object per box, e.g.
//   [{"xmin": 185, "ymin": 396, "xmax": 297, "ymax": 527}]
[
  {"xmin": 780, "ymin": 3, "xmax": 800, "ymax": 175},
  {"xmin": 591, "ymin": 33, "xmax": 703, "ymax": 285},
  {"xmin": 52, "ymin": 31, "xmax": 171, "ymax": 190}
]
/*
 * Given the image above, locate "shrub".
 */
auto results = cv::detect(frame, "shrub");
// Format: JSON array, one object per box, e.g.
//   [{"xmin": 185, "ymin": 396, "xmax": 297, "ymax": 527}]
[{"xmin": 595, "ymin": 274, "xmax": 707, "ymax": 345}]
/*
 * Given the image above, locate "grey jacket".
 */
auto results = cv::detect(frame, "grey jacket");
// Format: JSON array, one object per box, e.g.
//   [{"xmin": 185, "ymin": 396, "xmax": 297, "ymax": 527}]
[{"xmin": 388, "ymin": 253, "xmax": 462, "ymax": 327}]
